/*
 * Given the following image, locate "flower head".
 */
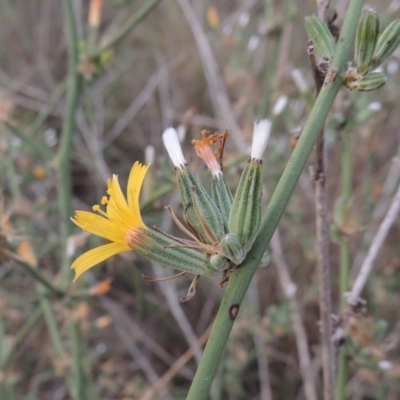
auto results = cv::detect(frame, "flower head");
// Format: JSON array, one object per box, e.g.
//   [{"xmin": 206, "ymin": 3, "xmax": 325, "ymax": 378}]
[
  {"xmin": 192, "ymin": 130, "xmax": 223, "ymax": 178},
  {"xmin": 71, "ymin": 161, "xmax": 228, "ymax": 284},
  {"xmin": 162, "ymin": 127, "xmax": 227, "ymax": 244},
  {"xmin": 71, "ymin": 161, "xmax": 149, "ymax": 280}
]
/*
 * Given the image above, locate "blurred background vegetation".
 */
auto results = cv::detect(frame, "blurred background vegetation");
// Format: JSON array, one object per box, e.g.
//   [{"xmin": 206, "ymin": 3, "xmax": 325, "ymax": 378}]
[{"xmin": 1, "ymin": 0, "xmax": 400, "ymax": 399}]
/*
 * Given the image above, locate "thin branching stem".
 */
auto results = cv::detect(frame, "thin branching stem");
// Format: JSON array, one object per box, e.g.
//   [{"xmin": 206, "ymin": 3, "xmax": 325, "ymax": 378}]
[
  {"xmin": 92, "ymin": 0, "xmax": 163, "ymax": 57},
  {"xmin": 186, "ymin": 2, "xmax": 363, "ymax": 398},
  {"xmin": 308, "ymin": 40, "xmax": 335, "ymax": 400},
  {"xmin": 1, "ymin": 307, "xmax": 42, "ymax": 369},
  {"xmin": 59, "ymin": 0, "xmax": 80, "ymax": 283}
]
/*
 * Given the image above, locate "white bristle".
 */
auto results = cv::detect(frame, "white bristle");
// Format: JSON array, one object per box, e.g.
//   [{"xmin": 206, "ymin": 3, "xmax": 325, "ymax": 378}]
[
  {"xmin": 251, "ymin": 119, "xmax": 271, "ymax": 160},
  {"xmin": 162, "ymin": 128, "xmax": 186, "ymax": 168},
  {"xmin": 272, "ymin": 95, "xmax": 288, "ymax": 116}
]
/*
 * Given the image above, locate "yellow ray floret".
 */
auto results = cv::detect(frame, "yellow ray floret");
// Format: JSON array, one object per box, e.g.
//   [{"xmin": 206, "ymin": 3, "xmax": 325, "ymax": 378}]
[{"xmin": 71, "ymin": 161, "xmax": 150, "ymax": 281}]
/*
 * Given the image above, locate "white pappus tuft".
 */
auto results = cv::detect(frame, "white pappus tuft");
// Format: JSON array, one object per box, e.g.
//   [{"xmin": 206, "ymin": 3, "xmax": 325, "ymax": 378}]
[
  {"xmin": 162, "ymin": 128, "xmax": 186, "ymax": 169},
  {"xmin": 272, "ymin": 95, "xmax": 288, "ymax": 116},
  {"xmin": 251, "ymin": 119, "xmax": 271, "ymax": 161}
]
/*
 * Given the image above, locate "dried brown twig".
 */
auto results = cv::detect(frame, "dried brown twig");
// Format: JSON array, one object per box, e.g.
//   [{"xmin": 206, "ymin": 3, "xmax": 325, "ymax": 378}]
[{"xmin": 308, "ymin": 40, "xmax": 335, "ymax": 400}]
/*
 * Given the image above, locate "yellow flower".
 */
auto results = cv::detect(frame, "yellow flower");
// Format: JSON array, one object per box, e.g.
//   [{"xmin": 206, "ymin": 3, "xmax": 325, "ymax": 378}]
[{"xmin": 71, "ymin": 161, "xmax": 149, "ymax": 281}]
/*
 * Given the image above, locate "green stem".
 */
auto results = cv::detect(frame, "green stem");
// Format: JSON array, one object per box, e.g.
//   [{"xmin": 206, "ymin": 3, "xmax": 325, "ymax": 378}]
[
  {"xmin": 91, "ymin": 0, "xmax": 163, "ymax": 58},
  {"xmin": 1, "ymin": 307, "xmax": 42, "ymax": 369},
  {"xmin": 39, "ymin": 294, "xmax": 75, "ymax": 392},
  {"xmin": 59, "ymin": 2, "xmax": 86, "ymax": 399},
  {"xmin": 0, "ymin": 381, "xmax": 14, "ymax": 400},
  {"xmin": 10, "ymin": 254, "xmax": 64, "ymax": 298},
  {"xmin": 186, "ymin": 1, "xmax": 363, "ymax": 398},
  {"xmin": 40, "ymin": 295, "xmax": 66, "ymax": 357},
  {"xmin": 69, "ymin": 321, "xmax": 86, "ymax": 400},
  {"xmin": 60, "ymin": 0, "xmax": 80, "ymax": 283},
  {"xmin": 258, "ymin": 0, "xmax": 293, "ymax": 117},
  {"xmin": 337, "ymin": 130, "xmax": 352, "ymax": 399}
]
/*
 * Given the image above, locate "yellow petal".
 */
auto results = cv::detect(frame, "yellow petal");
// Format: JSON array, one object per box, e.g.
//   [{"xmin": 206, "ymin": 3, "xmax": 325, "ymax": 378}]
[
  {"xmin": 106, "ymin": 177, "xmax": 138, "ymax": 229},
  {"xmin": 127, "ymin": 162, "xmax": 149, "ymax": 228},
  {"xmin": 72, "ymin": 242, "xmax": 131, "ymax": 281},
  {"xmin": 71, "ymin": 211, "xmax": 126, "ymax": 244}
]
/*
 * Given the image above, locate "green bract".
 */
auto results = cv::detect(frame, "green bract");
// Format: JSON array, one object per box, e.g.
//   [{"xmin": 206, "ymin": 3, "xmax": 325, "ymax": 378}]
[
  {"xmin": 304, "ymin": 15, "xmax": 335, "ymax": 60},
  {"xmin": 346, "ymin": 71, "xmax": 387, "ymax": 91},
  {"xmin": 211, "ymin": 174, "xmax": 233, "ymax": 231},
  {"xmin": 228, "ymin": 161, "xmax": 263, "ymax": 254},
  {"xmin": 177, "ymin": 167, "xmax": 226, "ymax": 244},
  {"xmin": 371, "ymin": 18, "xmax": 400, "ymax": 70},
  {"xmin": 354, "ymin": 9, "xmax": 380, "ymax": 75}
]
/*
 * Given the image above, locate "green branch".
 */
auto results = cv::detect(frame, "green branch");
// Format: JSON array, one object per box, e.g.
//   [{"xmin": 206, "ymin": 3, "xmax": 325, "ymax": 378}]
[
  {"xmin": 59, "ymin": 0, "xmax": 80, "ymax": 283},
  {"xmin": 187, "ymin": 1, "xmax": 364, "ymax": 398},
  {"xmin": 92, "ymin": 0, "xmax": 163, "ymax": 58}
]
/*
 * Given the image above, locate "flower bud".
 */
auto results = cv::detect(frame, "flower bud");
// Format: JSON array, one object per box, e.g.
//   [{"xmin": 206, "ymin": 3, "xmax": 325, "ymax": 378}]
[
  {"xmin": 304, "ymin": 15, "xmax": 335, "ymax": 60},
  {"xmin": 126, "ymin": 226, "xmax": 226, "ymax": 276},
  {"xmin": 163, "ymin": 128, "xmax": 226, "ymax": 243},
  {"xmin": 346, "ymin": 71, "xmax": 386, "ymax": 91},
  {"xmin": 209, "ymin": 254, "xmax": 230, "ymax": 272},
  {"xmin": 354, "ymin": 9, "xmax": 380, "ymax": 75},
  {"xmin": 220, "ymin": 233, "xmax": 245, "ymax": 265},
  {"xmin": 192, "ymin": 130, "xmax": 233, "ymax": 230},
  {"xmin": 371, "ymin": 18, "xmax": 400, "ymax": 70},
  {"xmin": 228, "ymin": 120, "xmax": 271, "ymax": 254}
]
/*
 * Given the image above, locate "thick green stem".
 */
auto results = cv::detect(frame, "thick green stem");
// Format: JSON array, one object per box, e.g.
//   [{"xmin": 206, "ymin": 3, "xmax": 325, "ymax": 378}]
[{"xmin": 186, "ymin": 1, "xmax": 363, "ymax": 398}]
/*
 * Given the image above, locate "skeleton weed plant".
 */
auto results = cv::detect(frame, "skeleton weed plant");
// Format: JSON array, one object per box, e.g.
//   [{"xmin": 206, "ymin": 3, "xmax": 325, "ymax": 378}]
[
  {"xmin": 71, "ymin": 121, "xmax": 271, "ymax": 301},
  {"xmin": 69, "ymin": 3, "xmax": 400, "ymax": 398}
]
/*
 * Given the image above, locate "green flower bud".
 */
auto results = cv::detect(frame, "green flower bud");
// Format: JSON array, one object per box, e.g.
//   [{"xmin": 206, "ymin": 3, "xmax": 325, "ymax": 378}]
[
  {"xmin": 346, "ymin": 71, "xmax": 387, "ymax": 91},
  {"xmin": 126, "ymin": 226, "xmax": 224, "ymax": 276},
  {"xmin": 229, "ymin": 120, "xmax": 271, "ymax": 254},
  {"xmin": 354, "ymin": 9, "xmax": 380, "ymax": 75},
  {"xmin": 304, "ymin": 15, "xmax": 335, "ymax": 60},
  {"xmin": 183, "ymin": 168, "xmax": 226, "ymax": 242},
  {"xmin": 192, "ymin": 129, "xmax": 233, "ymax": 231},
  {"xmin": 371, "ymin": 18, "xmax": 400, "ymax": 70},
  {"xmin": 209, "ymin": 254, "xmax": 230, "ymax": 273},
  {"xmin": 220, "ymin": 233, "xmax": 245, "ymax": 265}
]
